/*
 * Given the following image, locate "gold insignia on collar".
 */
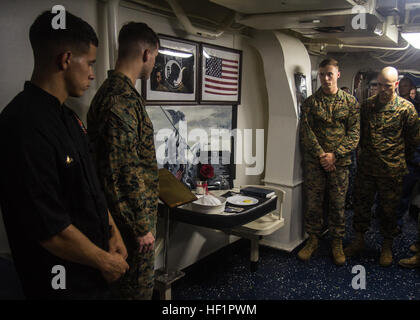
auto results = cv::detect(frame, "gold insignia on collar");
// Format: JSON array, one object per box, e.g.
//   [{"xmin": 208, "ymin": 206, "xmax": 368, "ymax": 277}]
[{"xmin": 66, "ymin": 156, "xmax": 74, "ymax": 165}]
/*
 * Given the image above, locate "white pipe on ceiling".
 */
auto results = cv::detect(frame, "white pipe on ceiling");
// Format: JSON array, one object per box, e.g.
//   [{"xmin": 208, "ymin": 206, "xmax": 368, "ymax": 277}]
[
  {"xmin": 305, "ymin": 42, "xmax": 410, "ymax": 51},
  {"xmin": 236, "ymin": 7, "xmax": 372, "ymax": 26}
]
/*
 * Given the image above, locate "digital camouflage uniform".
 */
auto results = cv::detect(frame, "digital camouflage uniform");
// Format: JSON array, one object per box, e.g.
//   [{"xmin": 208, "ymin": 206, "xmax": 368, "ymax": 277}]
[
  {"xmin": 345, "ymin": 150, "xmax": 357, "ymax": 209},
  {"xmin": 87, "ymin": 70, "xmax": 159, "ymax": 300},
  {"xmin": 353, "ymin": 95, "xmax": 420, "ymax": 239},
  {"xmin": 396, "ymin": 98, "xmax": 420, "ymax": 225},
  {"xmin": 300, "ymin": 88, "xmax": 360, "ymax": 239}
]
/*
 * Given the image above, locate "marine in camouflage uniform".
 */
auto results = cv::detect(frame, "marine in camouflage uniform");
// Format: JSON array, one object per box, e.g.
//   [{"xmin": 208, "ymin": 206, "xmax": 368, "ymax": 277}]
[
  {"xmin": 87, "ymin": 70, "xmax": 159, "ymax": 299},
  {"xmin": 300, "ymin": 88, "xmax": 360, "ymax": 239},
  {"xmin": 352, "ymin": 94, "xmax": 420, "ymax": 239}
]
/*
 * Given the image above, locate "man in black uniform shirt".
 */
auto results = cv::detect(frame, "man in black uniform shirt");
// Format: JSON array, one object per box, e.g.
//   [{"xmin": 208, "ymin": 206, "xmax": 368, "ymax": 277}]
[{"xmin": 0, "ymin": 11, "xmax": 129, "ymax": 299}]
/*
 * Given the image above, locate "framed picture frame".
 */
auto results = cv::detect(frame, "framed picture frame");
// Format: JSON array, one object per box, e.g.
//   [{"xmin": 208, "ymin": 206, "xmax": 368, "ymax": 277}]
[
  {"xmin": 199, "ymin": 43, "xmax": 242, "ymax": 105},
  {"xmin": 142, "ymin": 35, "xmax": 199, "ymax": 105},
  {"xmin": 294, "ymin": 72, "xmax": 307, "ymax": 115},
  {"xmin": 148, "ymin": 104, "xmax": 237, "ymax": 190}
]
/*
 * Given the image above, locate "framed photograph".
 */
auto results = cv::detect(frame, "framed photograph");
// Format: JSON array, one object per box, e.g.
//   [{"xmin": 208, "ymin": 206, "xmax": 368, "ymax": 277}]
[
  {"xmin": 147, "ymin": 104, "xmax": 236, "ymax": 190},
  {"xmin": 143, "ymin": 35, "xmax": 198, "ymax": 105},
  {"xmin": 294, "ymin": 72, "xmax": 307, "ymax": 115},
  {"xmin": 200, "ymin": 43, "xmax": 242, "ymax": 105}
]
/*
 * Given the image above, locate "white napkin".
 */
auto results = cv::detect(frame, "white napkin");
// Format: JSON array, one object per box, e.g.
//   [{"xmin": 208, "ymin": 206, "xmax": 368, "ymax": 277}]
[{"xmin": 195, "ymin": 194, "xmax": 222, "ymax": 206}]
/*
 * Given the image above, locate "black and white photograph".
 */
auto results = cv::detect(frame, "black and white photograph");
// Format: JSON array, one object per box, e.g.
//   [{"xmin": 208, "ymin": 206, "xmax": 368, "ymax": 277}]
[
  {"xmin": 146, "ymin": 105, "xmax": 234, "ymax": 189},
  {"xmin": 294, "ymin": 72, "xmax": 307, "ymax": 115}
]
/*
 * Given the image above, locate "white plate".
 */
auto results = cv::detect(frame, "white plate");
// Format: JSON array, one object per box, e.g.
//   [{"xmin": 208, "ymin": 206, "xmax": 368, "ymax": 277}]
[{"xmin": 226, "ymin": 195, "xmax": 258, "ymax": 206}]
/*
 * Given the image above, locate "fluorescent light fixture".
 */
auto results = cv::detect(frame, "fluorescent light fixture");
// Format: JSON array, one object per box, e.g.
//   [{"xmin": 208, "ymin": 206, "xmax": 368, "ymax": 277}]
[
  {"xmin": 158, "ymin": 49, "xmax": 192, "ymax": 58},
  {"xmin": 401, "ymin": 24, "xmax": 420, "ymax": 49},
  {"xmin": 401, "ymin": 32, "xmax": 420, "ymax": 49},
  {"xmin": 203, "ymin": 50, "xmax": 210, "ymax": 59}
]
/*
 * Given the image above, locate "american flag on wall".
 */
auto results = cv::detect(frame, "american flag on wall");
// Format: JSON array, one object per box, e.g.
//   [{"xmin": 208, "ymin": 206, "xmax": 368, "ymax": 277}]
[{"xmin": 201, "ymin": 47, "xmax": 241, "ymax": 102}]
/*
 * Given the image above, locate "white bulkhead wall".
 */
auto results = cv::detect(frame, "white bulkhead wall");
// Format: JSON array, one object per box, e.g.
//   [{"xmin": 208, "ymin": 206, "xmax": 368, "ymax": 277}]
[{"xmin": 250, "ymin": 31, "xmax": 311, "ymax": 251}]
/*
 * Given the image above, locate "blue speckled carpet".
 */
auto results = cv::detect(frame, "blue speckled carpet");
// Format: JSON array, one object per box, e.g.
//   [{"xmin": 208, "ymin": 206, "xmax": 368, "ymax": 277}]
[{"xmin": 171, "ymin": 210, "xmax": 420, "ymax": 300}]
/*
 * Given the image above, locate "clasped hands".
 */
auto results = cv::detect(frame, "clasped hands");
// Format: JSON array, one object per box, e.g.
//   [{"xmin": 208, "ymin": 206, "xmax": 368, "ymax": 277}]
[
  {"xmin": 101, "ymin": 230, "xmax": 155, "ymax": 283},
  {"xmin": 101, "ymin": 229, "xmax": 129, "ymax": 284},
  {"xmin": 319, "ymin": 152, "xmax": 336, "ymax": 172}
]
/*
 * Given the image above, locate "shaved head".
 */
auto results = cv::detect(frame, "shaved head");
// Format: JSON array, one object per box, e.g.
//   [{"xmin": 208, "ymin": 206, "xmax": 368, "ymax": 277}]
[
  {"xmin": 379, "ymin": 67, "xmax": 399, "ymax": 83},
  {"xmin": 377, "ymin": 66, "xmax": 399, "ymax": 103}
]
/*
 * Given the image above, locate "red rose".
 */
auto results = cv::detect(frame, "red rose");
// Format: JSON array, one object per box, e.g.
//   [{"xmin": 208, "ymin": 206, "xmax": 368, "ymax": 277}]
[{"xmin": 199, "ymin": 164, "xmax": 214, "ymax": 180}]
